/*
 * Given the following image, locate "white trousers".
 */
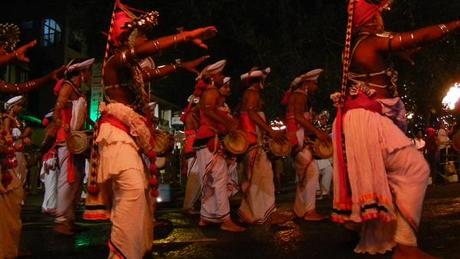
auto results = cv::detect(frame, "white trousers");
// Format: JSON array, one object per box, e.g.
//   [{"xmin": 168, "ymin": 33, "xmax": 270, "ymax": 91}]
[
  {"xmin": 108, "ymin": 168, "xmax": 151, "ymax": 259},
  {"xmin": 56, "ymin": 146, "xmax": 84, "ymax": 223},
  {"xmin": 182, "ymin": 157, "xmax": 201, "ymax": 210},
  {"xmin": 293, "ymin": 147, "xmax": 319, "ymax": 217},
  {"xmin": 315, "ymin": 159, "xmax": 332, "ymax": 195},
  {"xmin": 40, "ymin": 161, "xmax": 57, "ymax": 212}
]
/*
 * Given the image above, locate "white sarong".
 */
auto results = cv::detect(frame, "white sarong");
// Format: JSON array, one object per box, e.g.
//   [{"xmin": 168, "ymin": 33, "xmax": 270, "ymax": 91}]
[
  {"xmin": 196, "ymin": 147, "xmax": 231, "ymax": 223},
  {"xmin": 238, "ymin": 147, "xmax": 275, "ymax": 224}
]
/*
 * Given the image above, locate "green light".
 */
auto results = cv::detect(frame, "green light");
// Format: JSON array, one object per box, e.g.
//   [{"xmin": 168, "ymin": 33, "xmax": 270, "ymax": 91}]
[
  {"xmin": 75, "ymin": 235, "xmax": 91, "ymax": 249},
  {"xmin": 89, "ymin": 87, "xmax": 102, "ymax": 123},
  {"xmin": 19, "ymin": 114, "xmax": 42, "ymax": 125}
]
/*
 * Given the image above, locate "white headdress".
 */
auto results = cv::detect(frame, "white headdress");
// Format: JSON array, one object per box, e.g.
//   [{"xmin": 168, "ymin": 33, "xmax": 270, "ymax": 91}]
[
  {"xmin": 290, "ymin": 68, "xmax": 323, "ymax": 87},
  {"xmin": 66, "ymin": 58, "xmax": 95, "ymax": 74},
  {"xmin": 196, "ymin": 59, "xmax": 227, "ymax": 81},
  {"xmin": 240, "ymin": 67, "xmax": 271, "ymax": 81},
  {"xmin": 4, "ymin": 95, "xmax": 23, "ymax": 110}
]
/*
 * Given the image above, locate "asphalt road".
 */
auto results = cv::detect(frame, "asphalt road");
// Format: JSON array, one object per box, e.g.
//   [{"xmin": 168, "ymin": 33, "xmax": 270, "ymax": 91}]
[{"xmin": 19, "ymin": 183, "xmax": 460, "ymax": 259}]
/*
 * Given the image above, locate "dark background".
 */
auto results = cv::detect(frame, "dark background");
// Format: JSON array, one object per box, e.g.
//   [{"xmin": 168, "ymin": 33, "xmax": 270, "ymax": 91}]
[{"xmin": 2, "ymin": 0, "xmax": 460, "ymax": 126}]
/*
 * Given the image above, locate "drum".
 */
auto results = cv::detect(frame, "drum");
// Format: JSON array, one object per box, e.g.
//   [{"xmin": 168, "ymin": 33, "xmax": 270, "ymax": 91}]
[
  {"xmin": 67, "ymin": 130, "xmax": 93, "ymax": 154},
  {"xmin": 153, "ymin": 130, "xmax": 173, "ymax": 155},
  {"xmin": 268, "ymin": 138, "xmax": 292, "ymax": 157},
  {"xmin": 223, "ymin": 130, "xmax": 249, "ymax": 155},
  {"xmin": 312, "ymin": 138, "xmax": 333, "ymax": 159}
]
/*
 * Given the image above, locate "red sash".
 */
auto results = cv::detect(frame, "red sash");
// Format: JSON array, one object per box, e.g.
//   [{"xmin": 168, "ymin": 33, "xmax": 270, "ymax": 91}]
[
  {"xmin": 196, "ymin": 110, "xmax": 227, "ymax": 140},
  {"xmin": 239, "ymin": 112, "xmax": 257, "ymax": 145},
  {"xmin": 286, "ymin": 112, "xmax": 298, "ymax": 146},
  {"xmin": 184, "ymin": 130, "xmax": 196, "ymax": 154},
  {"xmin": 56, "ymin": 107, "xmax": 72, "ymax": 143},
  {"xmin": 99, "ymin": 114, "xmax": 130, "ymax": 134}
]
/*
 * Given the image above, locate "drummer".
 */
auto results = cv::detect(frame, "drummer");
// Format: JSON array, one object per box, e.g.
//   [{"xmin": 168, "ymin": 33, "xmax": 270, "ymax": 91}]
[
  {"xmin": 313, "ymin": 111, "xmax": 333, "ymax": 199},
  {"xmin": 282, "ymin": 69, "xmax": 329, "ymax": 221},
  {"xmin": 238, "ymin": 67, "xmax": 284, "ymax": 224},
  {"xmin": 182, "ymin": 59, "xmax": 227, "ymax": 215},
  {"xmin": 194, "ymin": 75, "xmax": 246, "ymax": 232},
  {"xmin": 49, "ymin": 58, "xmax": 95, "ymax": 235}
]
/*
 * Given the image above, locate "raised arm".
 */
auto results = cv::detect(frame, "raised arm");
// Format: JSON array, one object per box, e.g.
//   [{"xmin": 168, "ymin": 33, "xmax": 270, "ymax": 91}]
[
  {"xmin": 0, "ymin": 66, "xmax": 63, "ymax": 94},
  {"xmin": 108, "ymin": 27, "xmax": 216, "ymax": 71},
  {"xmin": 379, "ymin": 20, "xmax": 460, "ymax": 52},
  {"xmin": 0, "ymin": 40, "xmax": 37, "ymax": 66},
  {"xmin": 142, "ymin": 55, "xmax": 209, "ymax": 81}
]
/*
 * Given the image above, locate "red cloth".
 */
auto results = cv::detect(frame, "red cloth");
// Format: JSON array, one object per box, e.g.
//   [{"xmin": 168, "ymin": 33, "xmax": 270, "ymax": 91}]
[
  {"xmin": 99, "ymin": 114, "xmax": 130, "ymax": 133},
  {"xmin": 56, "ymin": 106, "xmax": 74, "ymax": 183},
  {"xmin": 53, "ymin": 79, "xmax": 65, "ymax": 96},
  {"xmin": 332, "ymin": 107, "xmax": 353, "ymax": 214},
  {"xmin": 239, "ymin": 112, "xmax": 257, "ymax": 145},
  {"xmin": 184, "ymin": 130, "xmax": 196, "ymax": 154},
  {"xmin": 193, "ymin": 80, "xmax": 209, "ymax": 97},
  {"xmin": 110, "ymin": 11, "xmax": 132, "ymax": 47},
  {"xmin": 286, "ymin": 112, "xmax": 298, "ymax": 146},
  {"xmin": 42, "ymin": 148, "xmax": 56, "ymax": 161},
  {"xmin": 56, "ymin": 107, "xmax": 72, "ymax": 143},
  {"xmin": 353, "ymin": 0, "xmax": 390, "ymax": 30},
  {"xmin": 281, "ymin": 91, "xmax": 291, "ymax": 105},
  {"xmin": 196, "ymin": 110, "xmax": 227, "ymax": 140},
  {"xmin": 181, "ymin": 80, "xmax": 210, "ymax": 122},
  {"xmin": 343, "ymin": 92, "xmax": 382, "ymax": 114}
]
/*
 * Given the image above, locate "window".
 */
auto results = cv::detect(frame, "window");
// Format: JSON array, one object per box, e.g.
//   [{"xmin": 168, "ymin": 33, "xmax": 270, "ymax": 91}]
[{"xmin": 42, "ymin": 18, "xmax": 61, "ymax": 47}]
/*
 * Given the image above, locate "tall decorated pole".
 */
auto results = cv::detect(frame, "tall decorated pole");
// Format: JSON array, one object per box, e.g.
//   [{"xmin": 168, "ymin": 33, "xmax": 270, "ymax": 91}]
[
  {"xmin": 86, "ymin": 0, "xmax": 118, "ymax": 201},
  {"xmin": 330, "ymin": 0, "xmax": 355, "ymax": 222}
]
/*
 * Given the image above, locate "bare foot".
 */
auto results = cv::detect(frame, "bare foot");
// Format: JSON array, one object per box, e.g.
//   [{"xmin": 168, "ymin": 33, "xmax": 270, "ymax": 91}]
[
  {"xmin": 221, "ymin": 219, "xmax": 246, "ymax": 232},
  {"xmin": 268, "ymin": 211, "xmax": 295, "ymax": 225},
  {"xmin": 303, "ymin": 210, "xmax": 328, "ymax": 221},
  {"xmin": 393, "ymin": 244, "xmax": 439, "ymax": 259},
  {"xmin": 198, "ymin": 218, "xmax": 213, "ymax": 227}
]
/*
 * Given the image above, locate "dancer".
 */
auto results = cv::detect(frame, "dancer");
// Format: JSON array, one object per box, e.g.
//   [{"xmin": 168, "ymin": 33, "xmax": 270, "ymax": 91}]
[
  {"xmin": 331, "ymin": 0, "xmax": 460, "ymax": 257},
  {"xmin": 89, "ymin": 2, "xmax": 218, "ymax": 257}
]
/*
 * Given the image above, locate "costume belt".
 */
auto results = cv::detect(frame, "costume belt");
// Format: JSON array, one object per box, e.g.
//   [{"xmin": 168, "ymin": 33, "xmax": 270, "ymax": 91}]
[{"xmin": 98, "ymin": 113, "xmax": 130, "ymax": 134}]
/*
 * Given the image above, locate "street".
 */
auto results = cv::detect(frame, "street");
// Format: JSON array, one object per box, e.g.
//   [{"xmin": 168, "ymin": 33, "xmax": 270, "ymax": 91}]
[{"xmin": 20, "ymin": 183, "xmax": 460, "ymax": 259}]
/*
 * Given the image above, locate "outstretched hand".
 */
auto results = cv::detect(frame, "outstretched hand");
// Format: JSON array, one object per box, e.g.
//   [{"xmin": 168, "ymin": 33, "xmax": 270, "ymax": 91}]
[
  {"xmin": 14, "ymin": 40, "xmax": 37, "ymax": 63},
  {"xmin": 181, "ymin": 55, "xmax": 210, "ymax": 75},
  {"xmin": 185, "ymin": 26, "xmax": 217, "ymax": 49}
]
